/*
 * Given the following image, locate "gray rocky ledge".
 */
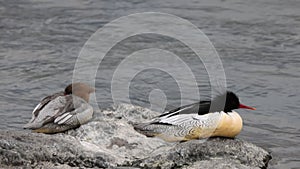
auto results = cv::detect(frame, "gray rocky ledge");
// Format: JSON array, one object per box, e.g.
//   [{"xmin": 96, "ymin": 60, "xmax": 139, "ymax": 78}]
[{"xmin": 0, "ymin": 104, "xmax": 271, "ymax": 168}]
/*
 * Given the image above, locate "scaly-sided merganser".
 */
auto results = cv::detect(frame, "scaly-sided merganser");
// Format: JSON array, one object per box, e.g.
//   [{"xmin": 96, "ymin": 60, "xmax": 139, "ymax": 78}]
[
  {"xmin": 24, "ymin": 83, "xmax": 95, "ymax": 134},
  {"xmin": 134, "ymin": 91, "xmax": 255, "ymax": 142}
]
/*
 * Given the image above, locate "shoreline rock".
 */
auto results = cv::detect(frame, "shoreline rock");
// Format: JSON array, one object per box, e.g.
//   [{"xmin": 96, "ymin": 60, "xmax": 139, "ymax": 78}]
[
  {"xmin": 0, "ymin": 104, "xmax": 271, "ymax": 168},
  {"xmin": 128, "ymin": 138, "xmax": 271, "ymax": 169}
]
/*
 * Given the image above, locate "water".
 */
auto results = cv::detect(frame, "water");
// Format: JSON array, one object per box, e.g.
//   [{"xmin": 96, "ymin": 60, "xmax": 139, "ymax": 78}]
[{"xmin": 0, "ymin": 0, "xmax": 299, "ymax": 168}]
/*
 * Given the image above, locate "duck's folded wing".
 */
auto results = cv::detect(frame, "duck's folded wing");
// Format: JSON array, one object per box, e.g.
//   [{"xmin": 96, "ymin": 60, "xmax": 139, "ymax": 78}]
[
  {"xmin": 155, "ymin": 113, "xmax": 211, "ymax": 126},
  {"xmin": 29, "ymin": 92, "xmax": 65, "ymax": 123},
  {"xmin": 53, "ymin": 96, "xmax": 93, "ymax": 126},
  {"xmin": 158, "ymin": 101, "xmax": 211, "ymax": 120},
  {"xmin": 24, "ymin": 94, "xmax": 66, "ymax": 129}
]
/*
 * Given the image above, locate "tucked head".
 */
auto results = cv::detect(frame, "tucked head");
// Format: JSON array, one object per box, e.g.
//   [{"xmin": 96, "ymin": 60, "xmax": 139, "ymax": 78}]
[
  {"xmin": 64, "ymin": 83, "xmax": 95, "ymax": 102},
  {"xmin": 217, "ymin": 91, "xmax": 256, "ymax": 112}
]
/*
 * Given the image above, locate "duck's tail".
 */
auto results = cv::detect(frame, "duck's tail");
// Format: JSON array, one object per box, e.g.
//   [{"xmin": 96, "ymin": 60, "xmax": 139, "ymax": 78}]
[
  {"xmin": 23, "ymin": 122, "xmax": 42, "ymax": 129},
  {"xmin": 133, "ymin": 122, "xmax": 161, "ymax": 137}
]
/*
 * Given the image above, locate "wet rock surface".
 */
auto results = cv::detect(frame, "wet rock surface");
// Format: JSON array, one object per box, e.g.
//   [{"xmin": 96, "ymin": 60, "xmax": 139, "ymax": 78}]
[{"xmin": 0, "ymin": 104, "xmax": 271, "ymax": 168}]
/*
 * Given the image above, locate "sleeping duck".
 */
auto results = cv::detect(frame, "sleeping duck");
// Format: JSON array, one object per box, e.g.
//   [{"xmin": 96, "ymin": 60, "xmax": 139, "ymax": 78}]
[{"xmin": 24, "ymin": 83, "xmax": 95, "ymax": 134}]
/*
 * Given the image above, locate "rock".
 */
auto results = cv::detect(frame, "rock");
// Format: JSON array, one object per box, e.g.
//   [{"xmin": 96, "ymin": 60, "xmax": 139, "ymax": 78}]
[
  {"xmin": 0, "ymin": 104, "xmax": 271, "ymax": 168},
  {"xmin": 0, "ymin": 130, "xmax": 111, "ymax": 168},
  {"xmin": 127, "ymin": 138, "xmax": 271, "ymax": 169}
]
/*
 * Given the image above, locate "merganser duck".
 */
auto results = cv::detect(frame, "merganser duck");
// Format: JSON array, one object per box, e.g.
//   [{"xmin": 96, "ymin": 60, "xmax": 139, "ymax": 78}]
[
  {"xmin": 24, "ymin": 83, "xmax": 95, "ymax": 134},
  {"xmin": 134, "ymin": 91, "xmax": 255, "ymax": 142}
]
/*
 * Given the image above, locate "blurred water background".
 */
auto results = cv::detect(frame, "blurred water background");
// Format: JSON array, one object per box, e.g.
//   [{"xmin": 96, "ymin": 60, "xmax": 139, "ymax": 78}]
[{"xmin": 0, "ymin": 0, "xmax": 299, "ymax": 168}]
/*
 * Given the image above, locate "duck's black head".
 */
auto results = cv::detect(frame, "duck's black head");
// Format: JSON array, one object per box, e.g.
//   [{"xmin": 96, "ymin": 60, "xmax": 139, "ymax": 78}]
[
  {"xmin": 224, "ymin": 91, "xmax": 240, "ymax": 112},
  {"xmin": 219, "ymin": 91, "xmax": 256, "ymax": 112}
]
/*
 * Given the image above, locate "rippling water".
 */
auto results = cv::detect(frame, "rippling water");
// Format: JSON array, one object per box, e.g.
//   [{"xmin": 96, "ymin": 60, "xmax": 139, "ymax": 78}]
[{"xmin": 1, "ymin": 0, "xmax": 299, "ymax": 168}]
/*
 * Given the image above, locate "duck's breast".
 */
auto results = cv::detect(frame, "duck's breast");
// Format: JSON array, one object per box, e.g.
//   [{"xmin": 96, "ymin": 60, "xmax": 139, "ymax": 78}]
[{"xmin": 212, "ymin": 111, "xmax": 243, "ymax": 138}]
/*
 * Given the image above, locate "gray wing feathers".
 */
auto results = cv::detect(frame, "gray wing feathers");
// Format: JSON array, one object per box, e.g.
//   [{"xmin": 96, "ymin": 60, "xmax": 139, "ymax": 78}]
[
  {"xmin": 54, "ymin": 112, "xmax": 73, "ymax": 125},
  {"xmin": 53, "ymin": 97, "xmax": 93, "ymax": 126},
  {"xmin": 24, "ymin": 95, "xmax": 93, "ymax": 130},
  {"xmin": 24, "ymin": 96, "xmax": 66, "ymax": 129},
  {"xmin": 32, "ymin": 103, "xmax": 42, "ymax": 116},
  {"xmin": 32, "ymin": 92, "xmax": 65, "ymax": 116}
]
